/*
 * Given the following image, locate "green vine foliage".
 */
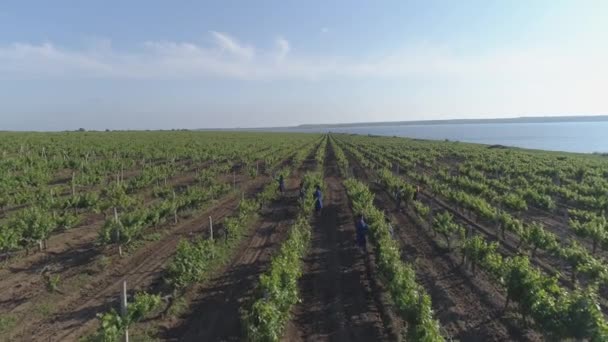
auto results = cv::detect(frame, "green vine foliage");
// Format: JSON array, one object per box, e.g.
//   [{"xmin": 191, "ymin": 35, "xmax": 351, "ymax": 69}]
[
  {"xmin": 89, "ymin": 292, "xmax": 162, "ymax": 342},
  {"xmin": 343, "ymin": 178, "xmax": 444, "ymax": 342},
  {"xmin": 242, "ymin": 171, "xmax": 322, "ymax": 342}
]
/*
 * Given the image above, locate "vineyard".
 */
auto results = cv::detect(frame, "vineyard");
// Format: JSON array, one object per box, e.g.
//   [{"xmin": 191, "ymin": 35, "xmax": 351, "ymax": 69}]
[{"xmin": 1, "ymin": 131, "xmax": 608, "ymax": 341}]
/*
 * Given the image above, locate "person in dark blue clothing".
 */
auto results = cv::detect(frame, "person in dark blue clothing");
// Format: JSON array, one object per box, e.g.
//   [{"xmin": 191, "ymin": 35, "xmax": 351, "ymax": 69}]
[
  {"xmin": 298, "ymin": 181, "xmax": 306, "ymax": 202},
  {"xmin": 384, "ymin": 210, "xmax": 394, "ymax": 238},
  {"xmin": 356, "ymin": 214, "xmax": 369, "ymax": 251},
  {"xmin": 313, "ymin": 184, "xmax": 323, "ymax": 214},
  {"xmin": 278, "ymin": 174, "xmax": 285, "ymax": 194},
  {"xmin": 395, "ymin": 187, "xmax": 403, "ymax": 212}
]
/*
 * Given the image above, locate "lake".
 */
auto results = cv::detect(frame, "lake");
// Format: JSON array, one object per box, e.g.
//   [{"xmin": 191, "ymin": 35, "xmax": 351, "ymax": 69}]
[{"xmin": 282, "ymin": 121, "xmax": 608, "ymax": 154}]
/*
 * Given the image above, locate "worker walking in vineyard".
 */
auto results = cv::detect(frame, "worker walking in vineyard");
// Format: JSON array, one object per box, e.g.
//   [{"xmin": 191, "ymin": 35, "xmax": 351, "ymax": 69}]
[
  {"xmin": 356, "ymin": 214, "xmax": 369, "ymax": 252},
  {"xmin": 278, "ymin": 174, "xmax": 285, "ymax": 194},
  {"xmin": 413, "ymin": 185, "xmax": 420, "ymax": 201},
  {"xmin": 313, "ymin": 184, "xmax": 323, "ymax": 214},
  {"xmin": 385, "ymin": 211, "xmax": 395, "ymax": 238},
  {"xmin": 395, "ymin": 187, "xmax": 403, "ymax": 212},
  {"xmin": 298, "ymin": 180, "xmax": 306, "ymax": 202}
]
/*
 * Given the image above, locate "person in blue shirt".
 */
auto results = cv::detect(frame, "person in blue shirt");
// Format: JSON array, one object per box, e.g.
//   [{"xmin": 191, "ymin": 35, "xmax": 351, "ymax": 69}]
[
  {"xmin": 356, "ymin": 214, "xmax": 369, "ymax": 251},
  {"xmin": 313, "ymin": 184, "xmax": 323, "ymax": 214}
]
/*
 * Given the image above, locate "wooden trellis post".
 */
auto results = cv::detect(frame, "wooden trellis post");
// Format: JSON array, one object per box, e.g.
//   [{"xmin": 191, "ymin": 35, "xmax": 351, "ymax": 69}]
[
  {"xmin": 121, "ymin": 280, "xmax": 129, "ymax": 342},
  {"xmin": 71, "ymin": 172, "xmax": 76, "ymax": 196},
  {"xmin": 209, "ymin": 216, "xmax": 213, "ymax": 241},
  {"xmin": 173, "ymin": 191, "xmax": 178, "ymax": 224},
  {"xmin": 115, "ymin": 208, "xmax": 122, "ymax": 257}
]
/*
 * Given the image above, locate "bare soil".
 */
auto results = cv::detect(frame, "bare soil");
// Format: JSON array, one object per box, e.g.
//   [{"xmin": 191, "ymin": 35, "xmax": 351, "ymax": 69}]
[
  {"xmin": 154, "ymin": 154, "xmax": 318, "ymax": 341},
  {"xmin": 343, "ymin": 144, "xmax": 542, "ymax": 341},
  {"xmin": 5, "ymin": 172, "xmax": 270, "ymax": 341},
  {"xmin": 284, "ymin": 143, "xmax": 393, "ymax": 342},
  {"xmin": 1, "ymin": 139, "xmax": 574, "ymax": 341},
  {"xmin": 0, "ymin": 159, "xmax": 236, "ymax": 318}
]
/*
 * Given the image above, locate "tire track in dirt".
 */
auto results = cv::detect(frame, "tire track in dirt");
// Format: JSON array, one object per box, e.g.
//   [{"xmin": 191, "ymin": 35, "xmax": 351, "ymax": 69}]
[
  {"xmin": 339, "ymin": 139, "xmax": 541, "ymax": 341},
  {"xmin": 160, "ymin": 156, "xmax": 317, "ymax": 342},
  {"xmin": 10, "ymin": 174, "xmax": 272, "ymax": 342},
  {"xmin": 285, "ymin": 142, "xmax": 391, "ymax": 342}
]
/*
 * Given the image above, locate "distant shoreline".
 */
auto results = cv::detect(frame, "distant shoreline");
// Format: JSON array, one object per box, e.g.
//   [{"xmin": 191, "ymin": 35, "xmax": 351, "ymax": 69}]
[{"xmin": 292, "ymin": 115, "xmax": 608, "ymax": 129}]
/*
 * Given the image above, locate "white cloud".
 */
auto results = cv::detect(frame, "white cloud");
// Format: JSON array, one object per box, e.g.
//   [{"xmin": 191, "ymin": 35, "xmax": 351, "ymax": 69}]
[
  {"xmin": 209, "ymin": 31, "xmax": 254, "ymax": 60},
  {"xmin": 275, "ymin": 37, "xmax": 290, "ymax": 62},
  {"xmin": 0, "ymin": 31, "xmax": 607, "ymax": 99},
  {"xmin": 0, "ymin": 42, "xmax": 114, "ymax": 77}
]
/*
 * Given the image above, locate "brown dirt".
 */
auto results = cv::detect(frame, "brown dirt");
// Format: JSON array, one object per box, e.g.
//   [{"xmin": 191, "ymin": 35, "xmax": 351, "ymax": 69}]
[
  {"xmin": 150, "ymin": 146, "xmax": 320, "ymax": 341},
  {"xmin": 6, "ymin": 173, "xmax": 271, "ymax": 342},
  {"xmin": 158, "ymin": 165, "xmax": 307, "ymax": 341},
  {"xmin": 344, "ymin": 141, "xmax": 603, "ymax": 292},
  {"xmin": 284, "ymin": 143, "xmax": 393, "ymax": 342},
  {"xmin": 341, "ymin": 141, "xmax": 541, "ymax": 341},
  {"xmin": 411, "ymin": 155, "xmax": 608, "ymax": 264},
  {"xmin": 0, "ymin": 143, "xmax": 307, "ymax": 341},
  {"xmin": 363, "ymin": 139, "xmax": 608, "ymax": 314},
  {"xmin": 412, "ymin": 184, "xmax": 608, "ymax": 313},
  {"xmin": 405, "ymin": 184, "xmax": 596, "ymax": 297},
  {"xmin": 0, "ymin": 159, "xmax": 235, "ymax": 317},
  {"xmin": 1, "ymin": 137, "xmax": 573, "ymax": 341}
]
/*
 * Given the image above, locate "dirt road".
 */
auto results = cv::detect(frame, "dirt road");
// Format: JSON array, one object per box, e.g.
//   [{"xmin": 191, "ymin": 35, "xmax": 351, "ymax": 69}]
[{"xmin": 285, "ymin": 144, "xmax": 392, "ymax": 342}]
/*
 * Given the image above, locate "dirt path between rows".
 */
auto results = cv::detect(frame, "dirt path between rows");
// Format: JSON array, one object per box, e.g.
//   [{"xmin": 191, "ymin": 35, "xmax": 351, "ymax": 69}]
[
  {"xmin": 420, "ymin": 158, "xmax": 608, "ymax": 261},
  {"xmin": 159, "ymin": 156, "xmax": 317, "ymax": 341},
  {"xmin": 351, "ymin": 142, "xmax": 608, "ymax": 288},
  {"xmin": 284, "ymin": 143, "xmax": 391, "ymax": 342},
  {"xmin": 339, "ymin": 139, "xmax": 541, "ymax": 342},
  {"xmin": 0, "ymin": 160, "xmax": 239, "ymax": 317},
  {"xmin": 8, "ymin": 172, "xmax": 272, "ymax": 342}
]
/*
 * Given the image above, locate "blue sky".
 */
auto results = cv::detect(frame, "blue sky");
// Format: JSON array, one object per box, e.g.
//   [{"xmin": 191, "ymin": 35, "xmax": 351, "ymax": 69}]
[{"xmin": 0, "ymin": 0, "xmax": 607, "ymax": 130}]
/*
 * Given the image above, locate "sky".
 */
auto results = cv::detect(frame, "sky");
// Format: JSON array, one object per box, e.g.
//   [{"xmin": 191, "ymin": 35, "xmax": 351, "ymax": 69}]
[{"xmin": 0, "ymin": 0, "xmax": 607, "ymax": 130}]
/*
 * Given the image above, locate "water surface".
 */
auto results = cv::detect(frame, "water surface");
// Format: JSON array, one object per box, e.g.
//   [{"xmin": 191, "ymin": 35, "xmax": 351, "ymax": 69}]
[{"xmin": 281, "ymin": 121, "xmax": 608, "ymax": 154}]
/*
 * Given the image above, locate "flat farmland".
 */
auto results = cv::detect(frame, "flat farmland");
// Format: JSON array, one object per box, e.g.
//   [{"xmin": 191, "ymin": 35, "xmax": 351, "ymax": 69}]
[{"xmin": 1, "ymin": 131, "xmax": 607, "ymax": 341}]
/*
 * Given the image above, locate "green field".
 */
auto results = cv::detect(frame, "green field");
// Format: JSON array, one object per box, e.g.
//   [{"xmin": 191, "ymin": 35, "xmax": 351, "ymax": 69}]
[{"xmin": 1, "ymin": 131, "xmax": 607, "ymax": 341}]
